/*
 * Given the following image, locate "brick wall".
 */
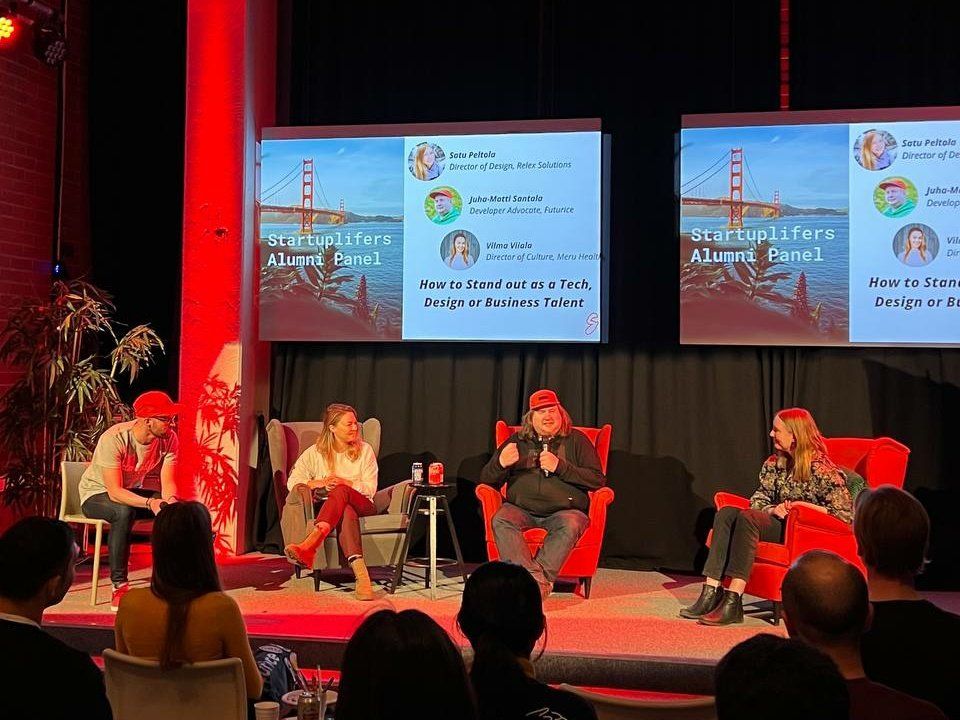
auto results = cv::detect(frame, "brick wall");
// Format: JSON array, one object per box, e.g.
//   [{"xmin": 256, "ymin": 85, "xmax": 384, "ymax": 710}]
[{"xmin": 0, "ymin": 0, "xmax": 89, "ymax": 395}]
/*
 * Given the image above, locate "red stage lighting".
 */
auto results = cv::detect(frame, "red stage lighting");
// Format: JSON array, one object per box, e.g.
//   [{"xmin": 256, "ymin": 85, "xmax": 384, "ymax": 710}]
[{"xmin": 0, "ymin": 12, "xmax": 16, "ymax": 42}]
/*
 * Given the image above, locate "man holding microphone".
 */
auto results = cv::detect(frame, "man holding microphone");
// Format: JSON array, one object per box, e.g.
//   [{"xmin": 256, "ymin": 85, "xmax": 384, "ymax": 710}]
[{"xmin": 478, "ymin": 389, "xmax": 606, "ymax": 599}]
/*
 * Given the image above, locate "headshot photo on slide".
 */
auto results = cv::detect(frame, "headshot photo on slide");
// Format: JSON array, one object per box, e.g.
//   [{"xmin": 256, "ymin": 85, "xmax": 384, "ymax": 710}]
[
  {"xmin": 893, "ymin": 223, "xmax": 938, "ymax": 267},
  {"xmin": 441, "ymin": 229, "xmax": 480, "ymax": 270},
  {"xmin": 425, "ymin": 186, "xmax": 462, "ymax": 225},
  {"xmin": 874, "ymin": 176, "xmax": 917, "ymax": 218},
  {"xmin": 408, "ymin": 142, "xmax": 445, "ymax": 181},
  {"xmin": 853, "ymin": 129, "xmax": 897, "ymax": 171}
]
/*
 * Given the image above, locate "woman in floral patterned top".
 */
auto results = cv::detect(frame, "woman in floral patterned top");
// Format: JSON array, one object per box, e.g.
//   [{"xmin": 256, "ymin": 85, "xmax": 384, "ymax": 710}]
[{"xmin": 680, "ymin": 408, "xmax": 852, "ymax": 626}]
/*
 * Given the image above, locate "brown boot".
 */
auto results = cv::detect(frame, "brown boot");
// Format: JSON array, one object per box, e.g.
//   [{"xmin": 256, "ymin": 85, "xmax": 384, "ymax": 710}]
[
  {"xmin": 349, "ymin": 557, "xmax": 376, "ymax": 601},
  {"xmin": 284, "ymin": 523, "xmax": 330, "ymax": 568}
]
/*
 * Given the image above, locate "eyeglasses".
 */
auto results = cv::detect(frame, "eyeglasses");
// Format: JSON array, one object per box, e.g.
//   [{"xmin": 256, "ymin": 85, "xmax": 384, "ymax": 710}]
[{"xmin": 152, "ymin": 416, "xmax": 177, "ymax": 424}]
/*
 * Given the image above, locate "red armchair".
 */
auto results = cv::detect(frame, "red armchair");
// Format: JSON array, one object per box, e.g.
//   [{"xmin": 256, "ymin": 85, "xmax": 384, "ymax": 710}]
[
  {"xmin": 710, "ymin": 436, "xmax": 910, "ymax": 622},
  {"xmin": 475, "ymin": 420, "xmax": 614, "ymax": 598}
]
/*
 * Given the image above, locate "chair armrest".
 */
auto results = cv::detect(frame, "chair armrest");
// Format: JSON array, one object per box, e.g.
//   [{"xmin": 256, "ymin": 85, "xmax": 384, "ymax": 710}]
[
  {"xmin": 475, "ymin": 484, "xmax": 504, "ymax": 515},
  {"xmin": 280, "ymin": 484, "xmax": 315, "ymax": 546},
  {"xmin": 783, "ymin": 505, "xmax": 855, "ymax": 557},
  {"xmin": 587, "ymin": 487, "xmax": 615, "ymax": 525},
  {"xmin": 714, "ymin": 492, "xmax": 750, "ymax": 510},
  {"xmin": 788, "ymin": 505, "xmax": 851, "ymax": 535}
]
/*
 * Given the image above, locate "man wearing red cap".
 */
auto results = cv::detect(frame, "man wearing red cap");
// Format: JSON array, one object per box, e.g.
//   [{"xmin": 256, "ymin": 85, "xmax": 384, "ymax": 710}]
[
  {"xmin": 878, "ymin": 178, "xmax": 915, "ymax": 218},
  {"xmin": 428, "ymin": 187, "xmax": 460, "ymax": 225},
  {"xmin": 478, "ymin": 389, "xmax": 606, "ymax": 598},
  {"xmin": 79, "ymin": 390, "xmax": 179, "ymax": 610}
]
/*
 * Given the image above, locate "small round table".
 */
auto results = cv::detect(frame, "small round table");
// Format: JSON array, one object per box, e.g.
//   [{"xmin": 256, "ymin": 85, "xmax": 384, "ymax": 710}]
[{"xmin": 388, "ymin": 483, "xmax": 468, "ymax": 598}]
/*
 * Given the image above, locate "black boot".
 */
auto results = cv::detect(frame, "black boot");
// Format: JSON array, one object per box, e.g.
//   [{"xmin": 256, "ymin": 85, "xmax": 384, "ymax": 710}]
[
  {"xmin": 679, "ymin": 584, "xmax": 721, "ymax": 619},
  {"xmin": 698, "ymin": 589, "xmax": 744, "ymax": 625}
]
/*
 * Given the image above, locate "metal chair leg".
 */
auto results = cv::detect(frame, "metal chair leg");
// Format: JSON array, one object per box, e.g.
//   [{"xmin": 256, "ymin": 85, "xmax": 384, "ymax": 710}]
[{"xmin": 91, "ymin": 523, "xmax": 103, "ymax": 607}]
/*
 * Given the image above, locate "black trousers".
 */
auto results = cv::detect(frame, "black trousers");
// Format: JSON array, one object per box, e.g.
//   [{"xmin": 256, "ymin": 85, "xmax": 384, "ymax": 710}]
[
  {"xmin": 81, "ymin": 489, "xmax": 157, "ymax": 585},
  {"xmin": 703, "ymin": 506, "xmax": 785, "ymax": 581}
]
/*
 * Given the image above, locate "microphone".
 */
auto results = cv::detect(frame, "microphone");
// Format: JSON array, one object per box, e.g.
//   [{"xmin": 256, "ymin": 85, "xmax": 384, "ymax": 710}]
[{"xmin": 539, "ymin": 437, "xmax": 550, "ymax": 476}]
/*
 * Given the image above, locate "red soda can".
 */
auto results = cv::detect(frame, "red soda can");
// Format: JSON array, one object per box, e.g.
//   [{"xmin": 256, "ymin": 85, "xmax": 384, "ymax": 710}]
[{"xmin": 428, "ymin": 462, "xmax": 444, "ymax": 485}]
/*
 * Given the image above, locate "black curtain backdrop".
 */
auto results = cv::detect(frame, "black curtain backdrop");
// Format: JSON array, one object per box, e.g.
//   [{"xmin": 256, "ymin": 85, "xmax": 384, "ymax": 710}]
[
  {"xmin": 81, "ymin": 2, "xmax": 960, "ymax": 581},
  {"xmin": 269, "ymin": 0, "xmax": 960, "ymax": 584}
]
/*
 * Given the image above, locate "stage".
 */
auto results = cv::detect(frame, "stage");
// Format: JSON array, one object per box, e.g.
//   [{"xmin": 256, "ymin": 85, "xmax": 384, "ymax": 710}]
[{"xmin": 43, "ymin": 548, "xmax": 960, "ymax": 695}]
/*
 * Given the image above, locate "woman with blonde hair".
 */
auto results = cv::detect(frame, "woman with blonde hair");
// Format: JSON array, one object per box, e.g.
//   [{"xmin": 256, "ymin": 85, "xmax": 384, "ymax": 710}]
[
  {"xmin": 413, "ymin": 143, "xmax": 442, "ymax": 181},
  {"xmin": 899, "ymin": 226, "xmax": 930, "ymax": 266},
  {"xmin": 446, "ymin": 232, "xmax": 475, "ymax": 269},
  {"xmin": 283, "ymin": 403, "xmax": 379, "ymax": 600},
  {"xmin": 859, "ymin": 130, "xmax": 892, "ymax": 171},
  {"xmin": 680, "ymin": 408, "xmax": 852, "ymax": 625}
]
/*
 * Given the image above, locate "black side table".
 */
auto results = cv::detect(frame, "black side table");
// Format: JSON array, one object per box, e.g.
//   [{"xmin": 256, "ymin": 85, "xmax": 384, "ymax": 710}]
[{"xmin": 388, "ymin": 483, "xmax": 468, "ymax": 598}]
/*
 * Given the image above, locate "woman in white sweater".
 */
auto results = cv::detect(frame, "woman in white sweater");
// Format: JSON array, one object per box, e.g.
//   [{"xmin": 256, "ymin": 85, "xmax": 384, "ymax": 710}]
[{"xmin": 284, "ymin": 403, "xmax": 379, "ymax": 599}]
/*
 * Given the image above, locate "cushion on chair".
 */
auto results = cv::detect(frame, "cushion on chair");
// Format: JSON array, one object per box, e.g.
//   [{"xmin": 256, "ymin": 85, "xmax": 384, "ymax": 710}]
[{"xmin": 841, "ymin": 466, "xmax": 867, "ymax": 501}]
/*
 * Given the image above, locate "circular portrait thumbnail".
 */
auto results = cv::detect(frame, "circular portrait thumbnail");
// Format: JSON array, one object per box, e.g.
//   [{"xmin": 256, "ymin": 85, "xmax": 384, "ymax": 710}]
[
  {"xmin": 408, "ymin": 142, "xmax": 445, "ymax": 181},
  {"xmin": 853, "ymin": 129, "xmax": 897, "ymax": 171},
  {"xmin": 892, "ymin": 223, "xmax": 939, "ymax": 267},
  {"xmin": 874, "ymin": 176, "xmax": 916, "ymax": 218},
  {"xmin": 424, "ymin": 186, "xmax": 462, "ymax": 225},
  {"xmin": 440, "ymin": 229, "xmax": 480, "ymax": 270}
]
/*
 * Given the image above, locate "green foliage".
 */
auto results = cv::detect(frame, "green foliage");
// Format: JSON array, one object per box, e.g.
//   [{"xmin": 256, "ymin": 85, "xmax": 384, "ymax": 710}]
[{"xmin": 0, "ymin": 281, "xmax": 163, "ymax": 516}]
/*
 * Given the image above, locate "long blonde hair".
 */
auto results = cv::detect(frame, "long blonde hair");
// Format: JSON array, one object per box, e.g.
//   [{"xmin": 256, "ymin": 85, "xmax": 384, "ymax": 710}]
[
  {"xmin": 314, "ymin": 403, "xmax": 362, "ymax": 469},
  {"xmin": 859, "ymin": 131, "xmax": 881, "ymax": 171},
  {"xmin": 902, "ymin": 227, "xmax": 928, "ymax": 262},
  {"xmin": 775, "ymin": 407, "xmax": 833, "ymax": 483},
  {"xmin": 413, "ymin": 144, "xmax": 433, "ymax": 181}
]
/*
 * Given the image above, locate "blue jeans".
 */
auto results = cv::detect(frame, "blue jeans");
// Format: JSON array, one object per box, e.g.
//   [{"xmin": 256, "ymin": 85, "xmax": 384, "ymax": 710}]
[
  {"xmin": 492, "ymin": 502, "xmax": 589, "ymax": 586},
  {"xmin": 81, "ymin": 490, "xmax": 157, "ymax": 585}
]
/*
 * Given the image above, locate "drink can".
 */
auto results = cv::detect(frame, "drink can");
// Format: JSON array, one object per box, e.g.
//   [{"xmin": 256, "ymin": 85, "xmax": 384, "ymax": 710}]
[
  {"xmin": 411, "ymin": 462, "xmax": 424, "ymax": 485},
  {"xmin": 428, "ymin": 462, "xmax": 444, "ymax": 485}
]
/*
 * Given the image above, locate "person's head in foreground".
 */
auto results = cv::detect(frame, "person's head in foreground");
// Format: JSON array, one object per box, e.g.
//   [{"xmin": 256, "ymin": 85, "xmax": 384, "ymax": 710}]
[
  {"xmin": 0, "ymin": 517, "xmax": 78, "ymax": 621},
  {"xmin": 336, "ymin": 608, "xmax": 477, "ymax": 720},
  {"xmin": 457, "ymin": 561, "xmax": 545, "ymax": 701},
  {"xmin": 150, "ymin": 501, "xmax": 222, "ymax": 669},
  {"xmin": 854, "ymin": 484, "xmax": 929, "ymax": 585},
  {"xmin": 781, "ymin": 550, "xmax": 868, "ymax": 651},
  {"xmin": 715, "ymin": 633, "xmax": 848, "ymax": 720}
]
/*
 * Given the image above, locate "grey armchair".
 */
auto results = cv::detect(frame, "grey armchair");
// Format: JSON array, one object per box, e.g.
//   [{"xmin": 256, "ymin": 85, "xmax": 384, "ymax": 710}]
[{"xmin": 265, "ymin": 418, "xmax": 414, "ymax": 591}]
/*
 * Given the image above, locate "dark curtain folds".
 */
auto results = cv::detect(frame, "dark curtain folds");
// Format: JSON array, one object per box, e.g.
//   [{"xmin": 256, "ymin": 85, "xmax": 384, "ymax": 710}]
[{"xmin": 272, "ymin": 0, "xmax": 960, "ymax": 582}]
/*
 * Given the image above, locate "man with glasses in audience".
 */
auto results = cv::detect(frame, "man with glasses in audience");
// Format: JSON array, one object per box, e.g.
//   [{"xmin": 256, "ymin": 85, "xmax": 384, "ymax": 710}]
[
  {"xmin": 0, "ymin": 517, "xmax": 112, "ymax": 719},
  {"xmin": 80, "ymin": 390, "xmax": 180, "ymax": 611}
]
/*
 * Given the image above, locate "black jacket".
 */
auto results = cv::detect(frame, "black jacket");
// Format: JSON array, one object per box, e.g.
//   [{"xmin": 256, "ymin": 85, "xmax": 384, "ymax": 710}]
[
  {"xmin": 478, "ymin": 430, "xmax": 605, "ymax": 514},
  {"xmin": 0, "ymin": 618, "xmax": 113, "ymax": 720}
]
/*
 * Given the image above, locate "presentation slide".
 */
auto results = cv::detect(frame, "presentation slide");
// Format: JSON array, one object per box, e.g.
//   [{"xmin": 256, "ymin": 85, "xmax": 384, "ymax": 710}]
[
  {"xmin": 258, "ymin": 121, "xmax": 604, "ymax": 342},
  {"xmin": 679, "ymin": 107, "xmax": 960, "ymax": 347}
]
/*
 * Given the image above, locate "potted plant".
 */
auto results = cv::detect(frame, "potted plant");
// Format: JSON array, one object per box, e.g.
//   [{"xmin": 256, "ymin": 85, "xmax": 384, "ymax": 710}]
[{"xmin": 0, "ymin": 280, "xmax": 163, "ymax": 518}]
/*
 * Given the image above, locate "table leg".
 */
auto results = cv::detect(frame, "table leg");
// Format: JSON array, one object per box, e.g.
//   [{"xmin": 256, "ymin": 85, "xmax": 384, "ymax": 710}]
[
  {"xmin": 428, "ymin": 496, "xmax": 438, "ymax": 600},
  {"xmin": 439, "ymin": 495, "xmax": 468, "ymax": 585},
  {"xmin": 388, "ymin": 493, "xmax": 423, "ymax": 594}
]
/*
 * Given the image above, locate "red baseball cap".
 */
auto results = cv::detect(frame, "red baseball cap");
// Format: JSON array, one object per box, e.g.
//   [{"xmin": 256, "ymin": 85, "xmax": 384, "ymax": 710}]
[
  {"xmin": 879, "ymin": 178, "xmax": 907, "ymax": 190},
  {"xmin": 529, "ymin": 389, "xmax": 559, "ymax": 411},
  {"xmin": 132, "ymin": 390, "xmax": 180, "ymax": 418},
  {"xmin": 429, "ymin": 188, "xmax": 453, "ymax": 199}
]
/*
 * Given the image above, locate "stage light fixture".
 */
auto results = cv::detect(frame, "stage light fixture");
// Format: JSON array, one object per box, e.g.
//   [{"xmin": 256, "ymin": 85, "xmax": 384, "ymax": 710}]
[
  {"xmin": 0, "ymin": 9, "xmax": 16, "ymax": 42},
  {"xmin": 33, "ymin": 19, "xmax": 65, "ymax": 65}
]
